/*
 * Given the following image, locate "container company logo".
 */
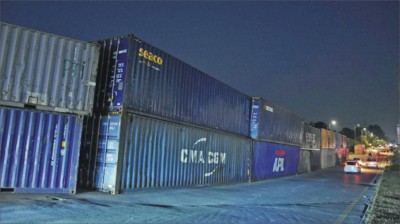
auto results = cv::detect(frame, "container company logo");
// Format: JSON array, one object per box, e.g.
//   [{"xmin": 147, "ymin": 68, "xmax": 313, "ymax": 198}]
[
  {"xmin": 306, "ymin": 132, "xmax": 316, "ymax": 148},
  {"xmin": 180, "ymin": 138, "xmax": 226, "ymax": 177},
  {"xmin": 273, "ymin": 150, "xmax": 286, "ymax": 172},
  {"xmin": 138, "ymin": 48, "xmax": 163, "ymax": 71}
]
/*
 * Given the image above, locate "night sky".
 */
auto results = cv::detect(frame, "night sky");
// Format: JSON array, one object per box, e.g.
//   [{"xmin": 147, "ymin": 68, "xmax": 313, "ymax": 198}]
[{"xmin": 1, "ymin": 1, "xmax": 399, "ymax": 141}]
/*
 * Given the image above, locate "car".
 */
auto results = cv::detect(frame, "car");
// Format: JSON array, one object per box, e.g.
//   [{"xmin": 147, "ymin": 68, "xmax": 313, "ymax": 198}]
[
  {"xmin": 365, "ymin": 157, "xmax": 379, "ymax": 169},
  {"xmin": 353, "ymin": 157, "xmax": 363, "ymax": 166},
  {"xmin": 344, "ymin": 160, "xmax": 361, "ymax": 174}
]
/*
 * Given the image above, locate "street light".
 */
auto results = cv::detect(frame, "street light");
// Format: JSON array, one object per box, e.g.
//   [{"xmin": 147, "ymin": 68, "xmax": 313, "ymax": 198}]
[{"xmin": 329, "ymin": 120, "xmax": 337, "ymax": 130}]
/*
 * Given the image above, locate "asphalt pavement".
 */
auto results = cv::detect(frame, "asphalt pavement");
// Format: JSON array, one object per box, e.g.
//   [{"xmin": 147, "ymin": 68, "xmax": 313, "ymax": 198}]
[{"xmin": 0, "ymin": 165, "xmax": 381, "ymax": 224}]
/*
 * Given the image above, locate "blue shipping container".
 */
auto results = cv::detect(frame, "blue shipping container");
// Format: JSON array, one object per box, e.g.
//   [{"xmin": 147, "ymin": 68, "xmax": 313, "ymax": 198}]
[
  {"xmin": 0, "ymin": 106, "xmax": 83, "ymax": 193},
  {"xmin": 92, "ymin": 113, "xmax": 251, "ymax": 194},
  {"xmin": 93, "ymin": 35, "xmax": 250, "ymax": 136},
  {"xmin": 250, "ymin": 97, "xmax": 304, "ymax": 145},
  {"xmin": 252, "ymin": 141, "xmax": 299, "ymax": 180}
]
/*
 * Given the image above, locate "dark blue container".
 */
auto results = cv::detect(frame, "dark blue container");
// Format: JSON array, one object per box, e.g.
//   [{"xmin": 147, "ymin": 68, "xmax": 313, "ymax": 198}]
[
  {"xmin": 93, "ymin": 35, "xmax": 250, "ymax": 136},
  {"xmin": 250, "ymin": 97, "xmax": 304, "ymax": 145},
  {"xmin": 0, "ymin": 106, "xmax": 83, "ymax": 193},
  {"xmin": 90, "ymin": 112, "xmax": 251, "ymax": 194},
  {"xmin": 252, "ymin": 141, "xmax": 299, "ymax": 180}
]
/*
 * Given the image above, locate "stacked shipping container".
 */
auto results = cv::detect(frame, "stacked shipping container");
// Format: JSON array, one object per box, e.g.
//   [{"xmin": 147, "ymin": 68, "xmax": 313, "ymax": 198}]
[
  {"xmin": 80, "ymin": 35, "xmax": 252, "ymax": 194},
  {"xmin": 1, "ymin": 23, "xmax": 351, "ymax": 195},
  {"xmin": 93, "ymin": 113, "xmax": 251, "ymax": 194},
  {"xmin": 320, "ymin": 129, "xmax": 337, "ymax": 169},
  {"xmin": 299, "ymin": 124, "xmax": 322, "ymax": 173},
  {"xmin": 250, "ymin": 97, "xmax": 303, "ymax": 145},
  {"xmin": 0, "ymin": 23, "xmax": 100, "ymax": 115},
  {"xmin": 252, "ymin": 141, "xmax": 299, "ymax": 180},
  {"xmin": 0, "ymin": 23, "xmax": 100, "ymax": 193},
  {"xmin": 250, "ymin": 97, "xmax": 304, "ymax": 180},
  {"xmin": 0, "ymin": 107, "xmax": 83, "ymax": 193},
  {"xmin": 92, "ymin": 35, "xmax": 250, "ymax": 136}
]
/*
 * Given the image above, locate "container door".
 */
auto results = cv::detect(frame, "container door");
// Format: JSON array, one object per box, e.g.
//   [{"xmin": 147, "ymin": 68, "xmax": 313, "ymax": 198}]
[
  {"xmin": 101, "ymin": 37, "xmax": 130, "ymax": 113},
  {"xmin": 95, "ymin": 115, "xmax": 121, "ymax": 194}
]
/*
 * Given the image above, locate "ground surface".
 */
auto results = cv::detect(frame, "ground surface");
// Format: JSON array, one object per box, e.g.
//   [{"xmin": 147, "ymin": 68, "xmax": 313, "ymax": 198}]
[{"xmin": 0, "ymin": 165, "xmax": 380, "ymax": 224}]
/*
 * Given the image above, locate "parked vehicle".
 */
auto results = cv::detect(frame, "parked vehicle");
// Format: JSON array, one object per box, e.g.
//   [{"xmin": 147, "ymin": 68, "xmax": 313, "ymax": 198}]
[
  {"xmin": 344, "ymin": 160, "xmax": 361, "ymax": 174},
  {"xmin": 353, "ymin": 157, "xmax": 363, "ymax": 166},
  {"xmin": 365, "ymin": 157, "xmax": 379, "ymax": 169}
]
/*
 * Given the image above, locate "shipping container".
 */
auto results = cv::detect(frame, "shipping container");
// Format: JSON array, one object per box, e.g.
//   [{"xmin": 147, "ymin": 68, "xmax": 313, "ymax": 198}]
[
  {"xmin": 0, "ymin": 23, "xmax": 100, "ymax": 115},
  {"xmin": 320, "ymin": 148, "xmax": 336, "ymax": 169},
  {"xmin": 92, "ymin": 35, "xmax": 250, "ymax": 136},
  {"xmin": 321, "ymin": 129, "xmax": 336, "ymax": 149},
  {"xmin": 301, "ymin": 124, "xmax": 321, "ymax": 150},
  {"xmin": 82, "ymin": 113, "xmax": 251, "ymax": 194},
  {"xmin": 298, "ymin": 149, "xmax": 311, "ymax": 174},
  {"xmin": 335, "ymin": 133, "xmax": 346, "ymax": 165},
  {"xmin": 310, "ymin": 150, "xmax": 321, "ymax": 171},
  {"xmin": 250, "ymin": 97, "xmax": 304, "ymax": 145},
  {"xmin": 78, "ymin": 115, "xmax": 101, "ymax": 189},
  {"xmin": 252, "ymin": 141, "xmax": 299, "ymax": 180},
  {"xmin": 0, "ymin": 106, "xmax": 83, "ymax": 193}
]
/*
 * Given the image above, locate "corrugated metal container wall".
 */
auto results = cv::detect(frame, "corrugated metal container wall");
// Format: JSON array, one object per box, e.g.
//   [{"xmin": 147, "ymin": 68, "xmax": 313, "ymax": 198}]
[
  {"xmin": 250, "ymin": 98, "xmax": 304, "ymax": 145},
  {"xmin": 301, "ymin": 124, "xmax": 321, "ymax": 150},
  {"xmin": 320, "ymin": 149, "xmax": 336, "ymax": 169},
  {"xmin": 321, "ymin": 129, "xmax": 336, "ymax": 149},
  {"xmin": 94, "ymin": 113, "xmax": 251, "ymax": 194},
  {"xmin": 252, "ymin": 141, "xmax": 299, "ymax": 180},
  {"xmin": 335, "ymin": 133, "xmax": 345, "ymax": 165},
  {"xmin": 298, "ymin": 149, "xmax": 311, "ymax": 174},
  {"xmin": 0, "ymin": 106, "xmax": 83, "ymax": 193},
  {"xmin": 342, "ymin": 136, "xmax": 348, "ymax": 160},
  {"xmin": 94, "ymin": 35, "xmax": 250, "ymax": 136},
  {"xmin": 78, "ymin": 115, "xmax": 101, "ymax": 189},
  {"xmin": 0, "ymin": 23, "xmax": 100, "ymax": 115},
  {"xmin": 310, "ymin": 150, "xmax": 321, "ymax": 171}
]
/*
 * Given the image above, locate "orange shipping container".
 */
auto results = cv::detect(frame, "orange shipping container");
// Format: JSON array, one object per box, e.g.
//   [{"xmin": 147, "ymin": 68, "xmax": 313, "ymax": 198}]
[{"xmin": 321, "ymin": 129, "xmax": 336, "ymax": 149}]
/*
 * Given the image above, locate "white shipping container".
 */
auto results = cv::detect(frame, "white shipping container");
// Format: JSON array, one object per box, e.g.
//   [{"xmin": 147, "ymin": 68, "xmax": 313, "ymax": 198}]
[{"xmin": 0, "ymin": 22, "xmax": 99, "ymax": 115}]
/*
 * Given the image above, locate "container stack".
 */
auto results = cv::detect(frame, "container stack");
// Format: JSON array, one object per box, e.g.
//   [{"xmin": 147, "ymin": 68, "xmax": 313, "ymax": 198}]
[
  {"xmin": 79, "ymin": 35, "xmax": 252, "ymax": 194},
  {"xmin": 249, "ymin": 97, "xmax": 304, "ymax": 181},
  {"xmin": 299, "ymin": 124, "xmax": 322, "ymax": 173},
  {"xmin": 0, "ymin": 23, "xmax": 100, "ymax": 193},
  {"xmin": 1, "ymin": 23, "xmax": 350, "ymax": 195},
  {"xmin": 320, "ymin": 128, "xmax": 337, "ymax": 169}
]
